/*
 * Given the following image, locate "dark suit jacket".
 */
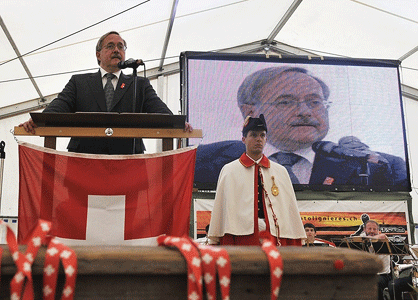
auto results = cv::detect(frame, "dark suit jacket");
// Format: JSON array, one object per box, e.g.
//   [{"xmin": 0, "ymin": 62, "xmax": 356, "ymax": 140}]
[
  {"xmin": 194, "ymin": 140, "xmax": 409, "ymax": 190},
  {"xmin": 194, "ymin": 140, "xmax": 246, "ymax": 189},
  {"xmin": 309, "ymin": 152, "xmax": 408, "ymax": 189},
  {"xmin": 43, "ymin": 71, "xmax": 172, "ymax": 154}
]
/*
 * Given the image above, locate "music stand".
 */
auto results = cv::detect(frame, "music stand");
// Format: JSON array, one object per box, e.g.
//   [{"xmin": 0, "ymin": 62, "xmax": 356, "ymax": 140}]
[{"xmin": 339, "ymin": 236, "xmax": 410, "ymax": 255}]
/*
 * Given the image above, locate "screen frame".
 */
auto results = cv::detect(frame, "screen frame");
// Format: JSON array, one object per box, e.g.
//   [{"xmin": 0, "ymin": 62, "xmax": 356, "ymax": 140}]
[{"xmin": 180, "ymin": 51, "xmax": 411, "ymax": 192}]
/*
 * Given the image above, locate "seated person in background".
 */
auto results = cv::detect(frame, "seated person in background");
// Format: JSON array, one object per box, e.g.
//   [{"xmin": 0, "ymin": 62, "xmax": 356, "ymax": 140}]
[
  {"xmin": 208, "ymin": 114, "xmax": 306, "ymax": 246},
  {"xmin": 303, "ymin": 223, "xmax": 335, "ymax": 247},
  {"xmin": 361, "ymin": 220, "xmax": 391, "ymax": 300}
]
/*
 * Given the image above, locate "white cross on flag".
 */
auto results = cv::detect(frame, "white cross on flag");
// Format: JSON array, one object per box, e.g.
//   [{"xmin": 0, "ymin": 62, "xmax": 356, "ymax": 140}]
[{"xmin": 18, "ymin": 142, "xmax": 197, "ymax": 245}]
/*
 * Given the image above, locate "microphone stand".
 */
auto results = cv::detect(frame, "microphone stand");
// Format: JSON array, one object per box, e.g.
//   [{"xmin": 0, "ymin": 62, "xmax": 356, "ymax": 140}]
[
  {"xmin": 132, "ymin": 65, "xmax": 138, "ymax": 154},
  {"xmin": 357, "ymin": 157, "xmax": 370, "ymax": 186},
  {"xmin": 131, "ymin": 62, "xmax": 146, "ymax": 154},
  {"xmin": 132, "ymin": 65, "xmax": 138, "ymax": 114}
]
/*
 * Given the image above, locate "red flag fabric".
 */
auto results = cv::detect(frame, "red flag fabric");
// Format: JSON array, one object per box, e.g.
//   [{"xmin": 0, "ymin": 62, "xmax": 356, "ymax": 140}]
[{"xmin": 18, "ymin": 142, "xmax": 197, "ymax": 244}]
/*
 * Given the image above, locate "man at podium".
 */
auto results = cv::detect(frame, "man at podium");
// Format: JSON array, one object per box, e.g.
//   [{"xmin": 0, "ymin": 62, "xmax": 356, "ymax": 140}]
[{"xmin": 19, "ymin": 31, "xmax": 192, "ymax": 154}]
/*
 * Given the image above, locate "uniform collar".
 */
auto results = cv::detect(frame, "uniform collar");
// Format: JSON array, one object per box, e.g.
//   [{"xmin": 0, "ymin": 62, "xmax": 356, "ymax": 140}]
[{"xmin": 239, "ymin": 153, "xmax": 270, "ymax": 168}]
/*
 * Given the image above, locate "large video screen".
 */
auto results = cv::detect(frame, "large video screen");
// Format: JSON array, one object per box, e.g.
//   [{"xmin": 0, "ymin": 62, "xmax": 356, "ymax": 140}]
[{"xmin": 181, "ymin": 51, "xmax": 411, "ymax": 192}]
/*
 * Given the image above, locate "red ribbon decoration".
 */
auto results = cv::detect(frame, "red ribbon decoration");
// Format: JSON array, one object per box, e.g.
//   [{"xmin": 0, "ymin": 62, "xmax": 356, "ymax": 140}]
[
  {"xmin": 157, "ymin": 236, "xmax": 203, "ymax": 299},
  {"xmin": 196, "ymin": 244, "xmax": 231, "ymax": 300},
  {"xmin": 260, "ymin": 236, "xmax": 284, "ymax": 300},
  {"xmin": 158, "ymin": 235, "xmax": 232, "ymax": 300},
  {"xmin": 0, "ymin": 219, "xmax": 77, "ymax": 300},
  {"xmin": 43, "ymin": 238, "xmax": 78, "ymax": 299},
  {"xmin": 0, "ymin": 222, "xmax": 282, "ymax": 299},
  {"xmin": 159, "ymin": 235, "xmax": 283, "ymax": 300}
]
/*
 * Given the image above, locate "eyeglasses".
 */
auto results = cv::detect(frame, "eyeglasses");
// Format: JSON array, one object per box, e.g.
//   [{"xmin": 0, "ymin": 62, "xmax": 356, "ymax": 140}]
[
  {"xmin": 267, "ymin": 97, "xmax": 329, "ymax": 110},
  {"xmin": 103, "ymin": 43, "xmax": 127, "ymax": 52}
]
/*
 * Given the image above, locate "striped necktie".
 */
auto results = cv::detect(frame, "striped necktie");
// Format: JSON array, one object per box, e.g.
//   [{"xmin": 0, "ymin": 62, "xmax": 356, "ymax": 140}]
[
  {"xmin": 269, "ymin": 152, "xmax": 301, "ymax": 184},
  {"xmin": 104, "ymin": 73, "xmax": 116, "ymax": 111}
]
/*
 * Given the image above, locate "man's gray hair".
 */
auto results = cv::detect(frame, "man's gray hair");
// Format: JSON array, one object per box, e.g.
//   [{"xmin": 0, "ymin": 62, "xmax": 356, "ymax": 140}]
[
  {"xmin": 237, "ymin": 66, "xmax": 330, "ymax": 107},
  {"xmin": 95, "ymin": 31, "xmax": 127, "ymax": 65}
]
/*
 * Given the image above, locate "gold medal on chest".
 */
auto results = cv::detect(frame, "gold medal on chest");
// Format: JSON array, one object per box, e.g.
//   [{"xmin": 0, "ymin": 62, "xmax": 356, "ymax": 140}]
[{"xmin": 271, "ymin": 176, "xmax": 279, "ymax": 196}]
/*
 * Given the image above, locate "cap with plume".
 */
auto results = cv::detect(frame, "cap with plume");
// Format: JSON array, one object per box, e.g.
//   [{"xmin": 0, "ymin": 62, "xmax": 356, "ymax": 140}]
[{"xmin": 242, "ymin": 114, "xmax": 267, "ymax": 136}]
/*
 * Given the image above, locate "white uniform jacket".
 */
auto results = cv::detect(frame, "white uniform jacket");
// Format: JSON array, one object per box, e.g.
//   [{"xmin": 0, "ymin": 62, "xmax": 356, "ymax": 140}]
[{"xmin": 209, "ymin": 153, "xmax": 306, "ymax": 241}]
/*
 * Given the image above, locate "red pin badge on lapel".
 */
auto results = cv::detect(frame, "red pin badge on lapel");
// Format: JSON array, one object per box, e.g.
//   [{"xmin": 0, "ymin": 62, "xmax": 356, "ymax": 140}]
[{"xmin": 121, "ymin": 83, "xmax": 125, "ymax": 89}]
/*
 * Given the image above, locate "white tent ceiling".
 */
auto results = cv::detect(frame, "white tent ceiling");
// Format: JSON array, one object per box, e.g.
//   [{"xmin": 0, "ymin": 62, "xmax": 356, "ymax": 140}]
[{"xmin": 1, "ymin": 0, "xmax": 418, "ymax": 116}]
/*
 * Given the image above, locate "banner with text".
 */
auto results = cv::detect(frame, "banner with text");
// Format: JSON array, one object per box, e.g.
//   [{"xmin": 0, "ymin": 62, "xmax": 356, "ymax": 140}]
[{"xmin": 194, "ymin": 199, "xmax": 410, "ymax": 244}]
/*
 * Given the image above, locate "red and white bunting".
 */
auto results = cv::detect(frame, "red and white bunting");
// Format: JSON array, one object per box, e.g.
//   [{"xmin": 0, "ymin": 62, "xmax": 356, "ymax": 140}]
[
  {"xmin": 197, "ymin": 244, "xmax": 231, "ymax": 300},
  {"xmin": 0, "ymin": 219, "xmax": 77, "ymax": 300},
  {"xmin": 157, "ymin": 236, "xmax": 204, "ymax": 299},
  {"xmin": 260, "ymin": 237, "xmax": 283, "ymax": 300}
]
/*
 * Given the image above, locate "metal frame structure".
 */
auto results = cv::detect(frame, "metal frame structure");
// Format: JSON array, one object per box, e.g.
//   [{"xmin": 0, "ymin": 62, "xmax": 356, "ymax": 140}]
[{"xmin": 1, "ymin": 0, "xmax": 417, "ymax": 120}]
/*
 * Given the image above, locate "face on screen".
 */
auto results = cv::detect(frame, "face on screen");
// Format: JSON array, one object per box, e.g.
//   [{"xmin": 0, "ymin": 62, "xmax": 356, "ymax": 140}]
[{"xmin": 252, "ymin": 71, "xmax": 329, "ymax": 152}]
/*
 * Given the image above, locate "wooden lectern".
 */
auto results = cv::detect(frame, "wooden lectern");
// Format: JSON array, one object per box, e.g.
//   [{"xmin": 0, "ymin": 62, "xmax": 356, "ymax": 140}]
[{"xmin": 14, "ymin": 112, "xmax": 202, "ymax": 151}]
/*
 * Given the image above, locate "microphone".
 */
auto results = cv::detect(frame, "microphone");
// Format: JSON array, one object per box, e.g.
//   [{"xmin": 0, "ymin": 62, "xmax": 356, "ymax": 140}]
[
  {"xmin": 312, "ymin": 141, "xmax": 389, "ymax": 164},
  {"xmin": 312, "ymin": 141, "xmax": 370, "ymax": 161},
  {"xmin": 117, "ymin": 58, "xmax": 144, "ymax": 69}
]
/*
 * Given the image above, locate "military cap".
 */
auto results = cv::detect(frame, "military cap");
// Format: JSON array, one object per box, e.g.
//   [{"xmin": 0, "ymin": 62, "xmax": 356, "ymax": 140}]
[{"xmin": 242, "ymin": 114, "xmax": 267, "ymax": 136}]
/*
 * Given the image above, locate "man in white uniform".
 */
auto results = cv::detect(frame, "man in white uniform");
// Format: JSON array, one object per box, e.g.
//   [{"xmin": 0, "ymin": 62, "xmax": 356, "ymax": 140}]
[{"xmin": 208, "ymin": 114, "xmax": 306, "ymax": 246}]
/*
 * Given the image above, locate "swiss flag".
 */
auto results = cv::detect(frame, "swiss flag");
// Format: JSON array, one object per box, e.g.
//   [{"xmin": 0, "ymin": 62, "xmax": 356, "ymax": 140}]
[{"xmin": 18, "ymin": 142, "xmax": 197, "ymax": 245}]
